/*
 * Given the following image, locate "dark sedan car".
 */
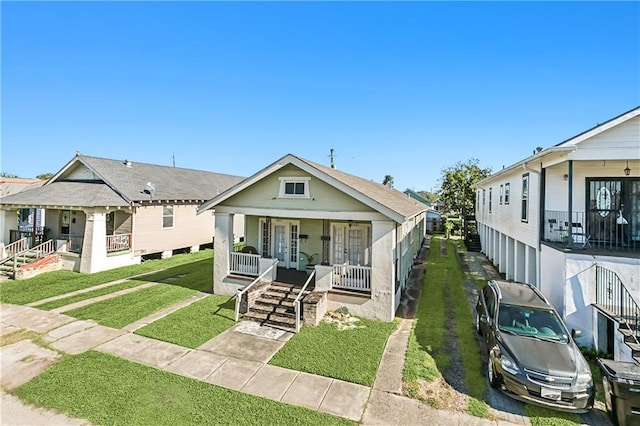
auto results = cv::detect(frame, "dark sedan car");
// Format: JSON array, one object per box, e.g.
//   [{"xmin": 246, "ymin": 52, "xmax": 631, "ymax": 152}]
[{"xmin": 476, "ymin": 279, "xmax": 595, "ymax": 413}]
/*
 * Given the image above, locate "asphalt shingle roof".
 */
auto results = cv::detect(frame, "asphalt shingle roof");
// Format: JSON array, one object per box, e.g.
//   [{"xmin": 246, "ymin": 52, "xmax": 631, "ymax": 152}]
[{"xmin": 0, "ymin": 154, "xmax": 245, "ymax": 207}]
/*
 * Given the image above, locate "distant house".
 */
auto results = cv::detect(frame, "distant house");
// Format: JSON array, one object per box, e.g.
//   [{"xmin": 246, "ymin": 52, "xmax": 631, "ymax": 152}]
[
  {"xmin": 0, "ymin": 177, "xmax": 45, "ymax": 248},
  {"xmin": 198, "ymin": 154, "xmax": 428, "ymax": 322},
  {"xmin": 475, "ymin": 106, "xmax": 639, "ymax": 363},
  {"xmin": 404, "ymin": 189, "xmax": 442, "ymax": 233},
  {"xmin": 0, "ymin": 153, "xmax": 245, "ymax": 274}
]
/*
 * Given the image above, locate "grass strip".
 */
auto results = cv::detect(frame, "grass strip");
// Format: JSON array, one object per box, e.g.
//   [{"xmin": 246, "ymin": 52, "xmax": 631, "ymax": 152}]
[
  {"xmin": 15, "ymin": 351, "xmax": 352, "ymax": 426},
  {"xmin": 135, "ymin": 294, "xmax": 235, "ymax": 348},
  {"xmin": 64, "ymin": 284, "xmax": 196, "ymax": 328},
  {"xmin": 35, "ymin": 280, "xmax": 144, "ymax": 310},
  {"xmin": 404, "ymin": 236, "xmax": 448, "ymax": 389},
  {"xmin": 525, "ymin": 404, "xmax": 581, "ymax": 425},
  {"xmin": 0, "ymin": 249, "xmax": 213, "ymax": 305},
  {"xmin": 447, "ymin": 239, "xmax": 489, "ymax": 416},
  {"xmin": 131, "ymin": 258, "xmax": 212, "ymax": 293},
  {"xmin": 269, "ymin": 317, "xmax": 396, "ymax": 387}
]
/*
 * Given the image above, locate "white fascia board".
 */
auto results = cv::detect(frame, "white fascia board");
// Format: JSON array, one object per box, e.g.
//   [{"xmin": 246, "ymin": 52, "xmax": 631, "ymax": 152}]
[
  {"xmin": 559, "ymin": 108, "xmax": 640, "ymax": 147},
  {"xmin": 214, "ymin": 205, "xmax": 389, "ymax": 221}
]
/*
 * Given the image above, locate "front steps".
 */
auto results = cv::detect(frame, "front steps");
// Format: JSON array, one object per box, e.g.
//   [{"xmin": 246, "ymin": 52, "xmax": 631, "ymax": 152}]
[{"xmin": 243, "ymin": 283, "xmax": 310, "ymax": 330}]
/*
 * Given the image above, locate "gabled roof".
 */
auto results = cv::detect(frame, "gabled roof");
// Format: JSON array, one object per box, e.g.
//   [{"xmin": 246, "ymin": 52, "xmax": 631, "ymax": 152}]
[
  {"xmin": 477, "ymin": 106, "xmax": 640, "ymax": 185},
  {"xmin": 0, "ymin": 153, "xmax": 245, "ymax": 208},
  {"xmin": 404, "ymin": 189, "xmax": 432, "ymax": 207},
  {"xmin": 198, "ymin": 154, "xmax": 427, "ymax": 223}
]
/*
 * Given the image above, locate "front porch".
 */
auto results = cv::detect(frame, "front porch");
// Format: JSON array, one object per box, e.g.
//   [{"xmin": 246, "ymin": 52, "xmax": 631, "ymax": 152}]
[{"xmin": 229, "ymin": 251, "xmax": 372, "ymax": 293}]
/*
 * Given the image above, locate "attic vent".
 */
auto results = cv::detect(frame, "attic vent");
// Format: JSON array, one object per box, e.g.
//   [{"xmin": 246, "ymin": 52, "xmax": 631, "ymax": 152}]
[{"xmin": 124, "ymin": 159, "xmax": 132, "ymax": 168}]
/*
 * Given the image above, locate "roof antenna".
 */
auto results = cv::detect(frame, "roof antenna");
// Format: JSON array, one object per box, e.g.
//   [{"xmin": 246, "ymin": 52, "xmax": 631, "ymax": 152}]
[
  {"xmin": 172, "ymin": 153, "xmax": 176, "ymax": 167},
  {"xmin": 329, "ymin": 148, "xmax": 337, "ymax": 169}
]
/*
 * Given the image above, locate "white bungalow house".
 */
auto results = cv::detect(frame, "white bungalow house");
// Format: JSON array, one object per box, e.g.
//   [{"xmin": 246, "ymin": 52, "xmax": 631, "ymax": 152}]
[
  {"xmin": 0, "ymin": 153, "xmax": 244, "ymax": 276},
  {"xmin": 474, "ymin": 106, "xmax": 640, "ymax": 363},
  {"xmin": 198, "ymin": 154, "xmax": 428, "ymax": 324}
]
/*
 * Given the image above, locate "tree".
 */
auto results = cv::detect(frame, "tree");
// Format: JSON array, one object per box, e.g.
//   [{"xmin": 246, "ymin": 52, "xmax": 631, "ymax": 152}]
[
  {"xmin": 382, "ymin": 175, "xmax": 394, "ymax": 188},
  {"xmin": 0, "ymin": 172, "xmax": 18, "ymax": 178},
  {"xmin": 417, "ymin": 190, "xmax": 438, "ymax": 203},
  {"xmin": 438, "ymin": 158, "xmax": 492, "ymax": 215},
  {"xmin": 36, "ymin": 173, "xmax": 54, "ymax": 180}
]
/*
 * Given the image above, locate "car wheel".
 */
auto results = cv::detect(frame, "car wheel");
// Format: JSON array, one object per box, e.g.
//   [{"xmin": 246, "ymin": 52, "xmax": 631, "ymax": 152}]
[{"xmin": 488, "ymin": 356, "xmax": 502, "ymax": 389}]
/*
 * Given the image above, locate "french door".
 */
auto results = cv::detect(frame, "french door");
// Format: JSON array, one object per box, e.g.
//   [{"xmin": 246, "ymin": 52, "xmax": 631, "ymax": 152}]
[
  {"xmin": 265, "ymin": 219, "xmax": 299, "ymax": 269},
  {"xmin": 332, "ymin": 222, "xmax": 371, "ymax": 266}
]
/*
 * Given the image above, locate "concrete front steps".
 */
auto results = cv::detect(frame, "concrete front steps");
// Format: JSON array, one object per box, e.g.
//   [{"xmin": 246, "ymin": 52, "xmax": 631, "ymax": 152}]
[
  {"xmin": 243, "ymin": 283, "xmax": 311, "ymax": 330},
  {"xmin": 0, "ymin": 250, "xmax": 42, "ymax": 278}
]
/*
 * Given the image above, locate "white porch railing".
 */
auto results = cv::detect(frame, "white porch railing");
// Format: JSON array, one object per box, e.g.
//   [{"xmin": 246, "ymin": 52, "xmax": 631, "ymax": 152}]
[
  {"xmin": 1, "ymin": 238, "xmax": 29, "ymax": 262},
  {"xmin": 230, "ymin": 251, "xmax": 260, "ymax": 276},
  {"xmin": 332, "ymin": 264, "xmax": 372, "ymax": 292},
  {"xmin": 234, "ymin": 259, "xmax": 279, "ymax": 321},
  {"xmin": 106, "ymin": 233, "xmax": 131, "ymax": 252}
]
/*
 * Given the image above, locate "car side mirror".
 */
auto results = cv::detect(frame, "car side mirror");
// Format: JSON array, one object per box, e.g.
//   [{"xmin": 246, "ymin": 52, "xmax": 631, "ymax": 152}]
[
  {"xmin": 571, "ymin": 329, "xmax": 582, "ymax": 338},
  {"xmin": 480, "ymin": 314, "xmax": 488, "ymax": 324}
]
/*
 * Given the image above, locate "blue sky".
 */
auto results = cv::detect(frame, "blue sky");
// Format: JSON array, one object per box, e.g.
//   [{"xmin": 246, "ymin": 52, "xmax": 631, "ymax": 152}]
[{"xmin": 2, "ymin": 1, "xmax": 639, "ymax": 192}]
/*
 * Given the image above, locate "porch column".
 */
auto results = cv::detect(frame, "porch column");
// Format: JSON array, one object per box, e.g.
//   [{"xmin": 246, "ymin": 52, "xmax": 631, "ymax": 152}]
[
  {"xmin": 0, "ymin": 209, "xmax": 17, "ymax": 243},
  {"xmin": 371, "ymin": 220, "xmax": 396, "ymax": 322},
  {"xmin": 213, "ymin": 212, "xmax": 234, "ymax": 295},
  {"xmin": 79, "ymin": 210, "xmax": 107, "ymax": 273}
]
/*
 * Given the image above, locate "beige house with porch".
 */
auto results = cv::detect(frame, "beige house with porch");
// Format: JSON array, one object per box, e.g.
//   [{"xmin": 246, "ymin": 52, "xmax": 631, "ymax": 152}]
[
  {"xmin": 198, "ymin": 153, "xmax": 428, "ymax": 323},
  {"xmin": 0, "ymin": 153, "xmax": 244, "ymax": 275}
]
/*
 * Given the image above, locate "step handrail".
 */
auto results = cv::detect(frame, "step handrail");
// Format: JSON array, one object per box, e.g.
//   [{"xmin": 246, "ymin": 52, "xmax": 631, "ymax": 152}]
[
  {"xmin": 595, "ymin": 265, "xmax": 639, "ymax": 350},
  {"xmin": 6, "ymin": 239, "xmax": 56, "ymax": 271},
  {"xmin": 234, "ymin": 259, "xmax": 279, "ymax": 322},
  {"xmin": 0, "ymin": 238, "xmax": 29, "ymax": 264},
  {"xmin": 294, "ymin": 269, "xmax": 315, "ymax": 332}
]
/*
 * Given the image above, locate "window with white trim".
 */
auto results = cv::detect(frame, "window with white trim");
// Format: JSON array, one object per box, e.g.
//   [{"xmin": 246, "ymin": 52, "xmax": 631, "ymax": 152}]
[
  {"xmin": 163, "ymin": 205, "xmax": 174, "ymax": 228},
  {"xmin": 521, "ymin": 174, "xmax": 529, "ymax": 222},
  {"xmin": 504, "ymin": 183, "xmax": 510, "ymax": 205},
  {"xmin": 278, "ymin": 177, "xmax": 310, "ymax": 198},
  {"xmin": 499, "ymin": 185, "xmax": 504, "ymax": 205}
]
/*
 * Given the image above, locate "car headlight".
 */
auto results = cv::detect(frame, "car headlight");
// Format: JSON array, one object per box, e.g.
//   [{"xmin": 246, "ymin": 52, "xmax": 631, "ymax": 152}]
[
  {"xmin": 576, "ymin": 372, "xmax": 593, "ymax": 389},
  {"xmin": 501, "ymin": 355, "xmax": 521, "ymax": 375}
]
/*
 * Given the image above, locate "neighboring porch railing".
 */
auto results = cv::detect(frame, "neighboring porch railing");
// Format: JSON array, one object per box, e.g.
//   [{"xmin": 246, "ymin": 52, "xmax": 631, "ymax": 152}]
[
  {"xmin": 106, "ymin": 233, "xmax": 131, "ymax": 252},
  {"xmin": 1, "ymin": 238, "xmax": 29, "ymax": 262},
  {"xmin": 230, "ymin": 251, "xmax": 260, "ymax": 276},
  {"xmin": 234, "ymin": 259, "xmax": 278, "ymax": 321},
  {"xmin": 294, "ymin": 269, "xmax": 316, "ymax": 332},
  {"xmin": 0, "ymin": 239, "xmax": 56, "ymax": 272},
  {"xmin": 595, "ymin": 265, "xmax": 639, "ymax": 348},
  {"xmin": 332, "ymin": 264, "xmax": 372, "ymax": 292},
  {"xmin": 59, "ymin": 235, "xmax": 84, "ymax": 253}
]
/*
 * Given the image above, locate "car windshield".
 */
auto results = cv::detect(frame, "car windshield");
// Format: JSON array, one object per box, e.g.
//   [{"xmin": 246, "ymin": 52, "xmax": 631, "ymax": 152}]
[{"xmin": 497, "ymin": 304, "xmax": 569, "ymax": 343}]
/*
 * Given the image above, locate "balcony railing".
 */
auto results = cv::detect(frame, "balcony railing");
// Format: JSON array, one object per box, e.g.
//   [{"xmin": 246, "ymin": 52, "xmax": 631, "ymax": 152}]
[
  {"xmin": 230, "ymin": 251, "xmax": 260, "ymax": 276},
  {"xmin": 106, "ymin": 234, "xmax": 131, "ymax": 252},
  {"xmin": 544, "ymin": 210, "xmax": 639, "ymax": 253}
]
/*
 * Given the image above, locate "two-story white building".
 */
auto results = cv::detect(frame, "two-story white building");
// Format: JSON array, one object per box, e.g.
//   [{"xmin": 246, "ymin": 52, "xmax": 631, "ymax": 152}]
[{"xmin": 475, "ymin": 106, "xmax": 639, "ymax": 364}]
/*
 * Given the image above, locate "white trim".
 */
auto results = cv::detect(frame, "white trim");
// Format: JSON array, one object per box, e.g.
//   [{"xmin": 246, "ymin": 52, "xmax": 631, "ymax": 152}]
[
  {"xmin": 278, "ymin": 176, "xmax": 311, "ymax": 199},
  {"xmin": 214, "ymin": 205, "xmax": 388, "ymax": 221}
]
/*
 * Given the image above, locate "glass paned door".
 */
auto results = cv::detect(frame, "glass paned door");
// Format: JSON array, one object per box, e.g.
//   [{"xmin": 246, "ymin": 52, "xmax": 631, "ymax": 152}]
[
  {"xmin": 274, "ymin": 225, "xmax": 287, "ymax": 263},
  {"xmin": 269, "ymin": 220, "xmax": 300, "ymax": 269}
]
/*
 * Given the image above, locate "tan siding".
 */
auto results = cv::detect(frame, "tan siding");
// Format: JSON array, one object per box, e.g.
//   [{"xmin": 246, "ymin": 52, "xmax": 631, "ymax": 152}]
[{"xmin": 133, "ymin": 204, "xmax": 214, "ymax": 255}]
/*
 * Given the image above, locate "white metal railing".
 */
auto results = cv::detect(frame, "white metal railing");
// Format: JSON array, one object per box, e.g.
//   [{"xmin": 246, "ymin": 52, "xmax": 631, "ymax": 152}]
[
  {"xmin": 230, "ymin": 252, "xmax": 260, "ymax": 276},
  {"xmin": 294, "ymin": 269, "xmax": 316, "ymax": 332},
  {"xmin": 1, "ymin": 238, "xmax": 29, "ymax": 262},
  {"xmin": 332, "ymin": 264, "xmax": 372, "ymax": 292},
  {"xmin": 106, "ymin": 233, "xmax": 131, "ymax": 252},
  {"xmin": 234, "ymin": 259, "xmax": 279, "ymax": 321}
]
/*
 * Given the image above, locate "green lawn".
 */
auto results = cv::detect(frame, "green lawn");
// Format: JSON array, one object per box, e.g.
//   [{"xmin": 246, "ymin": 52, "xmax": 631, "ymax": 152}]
[
  {"xmin": 0, "ymin": 249, "xmax": 213, "ymax": 305},
  {"xmin": 64, "ymin": 284, "xmax": 197, "ymax": 328},
  {"xmin": 15, "ymin": 351, "xmax": 352, "ymax": 426},
  {"xmin": 35, "ymin": 280, "xmax": 145, "ymax": 310},
  {"xmin": 269, "ymin": 316, "xmax": 397, "ymax": 387},
  {"xmin": 135, "ymin": 294, "xmax": 236, "ymax": 348}
]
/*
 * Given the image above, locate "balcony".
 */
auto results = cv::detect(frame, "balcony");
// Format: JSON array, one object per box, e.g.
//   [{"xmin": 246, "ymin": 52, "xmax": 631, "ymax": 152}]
[{"xmin": 544, "ymin": 210, "xmax": 639, "ymax": 254}]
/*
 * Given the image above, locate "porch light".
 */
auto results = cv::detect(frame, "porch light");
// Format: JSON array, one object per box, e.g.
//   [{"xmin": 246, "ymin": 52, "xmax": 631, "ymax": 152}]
[{"xmin": 624, "ymin": 161, "xmax": 631, "ymax": 176}]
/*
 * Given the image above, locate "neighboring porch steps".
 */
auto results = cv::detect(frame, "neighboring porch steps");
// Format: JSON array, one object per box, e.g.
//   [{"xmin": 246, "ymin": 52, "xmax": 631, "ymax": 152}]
[
  {"xmin": 0, "ymin": 250, "xmax": 42, "ymax": 277},
  {"xmin": 243, "ymin": 283, "xmax": 311, "ymax": 330},
  {"xmin": 594, "ymin": 304, "xmax": 640, "ymax": 365}
]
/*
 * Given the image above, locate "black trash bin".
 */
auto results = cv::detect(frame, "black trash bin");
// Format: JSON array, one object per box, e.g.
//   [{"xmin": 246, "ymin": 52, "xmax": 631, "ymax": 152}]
[{"xmin": 597, "ymin": 358, "xmax": 640, "ymax": 426}]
